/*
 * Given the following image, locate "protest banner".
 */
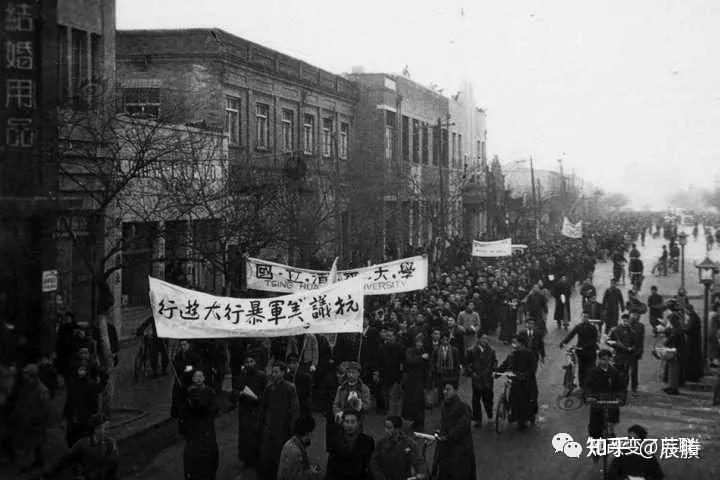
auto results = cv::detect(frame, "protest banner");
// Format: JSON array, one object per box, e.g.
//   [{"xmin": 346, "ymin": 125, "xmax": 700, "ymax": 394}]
[
  {"xmin": 511, "ymin": 244, "xmax": 528, "ymax": 254},
  {"xmin": 471, "ymin": 238, "xmax": 512, "ymax": 257},
  {"xmin": 245, "ymin": 255, "xmax": 428, "ymax": 294},
  {"xmin": 562, "ymin": 217, "xmax": 583, "ymax": 239},
  {"xmin": 148, "ymin": 276, "xmax": 364, "ymax": 338}
]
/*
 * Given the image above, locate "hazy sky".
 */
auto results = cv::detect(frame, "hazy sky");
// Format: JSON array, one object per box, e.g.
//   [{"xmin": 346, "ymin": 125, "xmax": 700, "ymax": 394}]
[{"xmin": 117, "ymin": 0, "xmax": 720, "ymax": 209}]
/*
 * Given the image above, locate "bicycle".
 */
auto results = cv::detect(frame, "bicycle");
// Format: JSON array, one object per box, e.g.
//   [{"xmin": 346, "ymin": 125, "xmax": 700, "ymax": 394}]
[
  {"xmin": 557, "ymin": 347, "xmax": 584, "ymax": 410},
  {"xmin": 586, "ymin": 394, "xmax": 626, "ymax": 480},
  {"xmin": 493, "ymin": 371, "xmax": 515, "ymax": 433},
  {"xmin": 413, "ymin": 432, "xmax": 438, "ymax": 480}
]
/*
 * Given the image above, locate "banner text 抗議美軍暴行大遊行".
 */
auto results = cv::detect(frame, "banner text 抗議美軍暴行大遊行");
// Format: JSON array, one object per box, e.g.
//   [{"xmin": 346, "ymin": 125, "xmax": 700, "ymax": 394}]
[{"xmin": 148, "ymin": 276, "xmax": 364, "ymax": 338}]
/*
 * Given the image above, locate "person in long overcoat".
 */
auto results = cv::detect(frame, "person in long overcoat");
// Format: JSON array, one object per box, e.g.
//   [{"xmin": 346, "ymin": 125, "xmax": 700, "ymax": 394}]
[
  {"xmin": 9, "ymin": 364, "xmax": 51, "ymax": 471},
  {"xmin": 602, "ymin": 279, "xmax": 625, "ymax": 334},
  {"xmin": 465, "ymin": 334, "xmax": 497, "ymax": 427},
  {"xmin": 258, "ymin": 362, "xmax": 300, "ymax": 480},
  {"xmin": 402, "ymin": 334, "xmax": 430, "ymax": 430},
  {"xmin": 231, "ymin": 353, "xmax": 266, "ymax": 470},
  {"xmin": 683, "ymin": 306, "xmax": 704, "ymax": 382},
  {"xmin": 171, "ymin": 340, "xmax": 200, "ymax": 432},
  {"xmin": 434, "ymin": 379, "xmax": 476, "ymax": 480},
  {"xmin": 496, "ymin": 336, "xmax": 538, "ymax": 429},
  {"xmin": 63, "ymin": 363, "xmax": 108, "ymax": 447},
  {"xmin": 182, "ymin": 369, "xmax": 219, "ymax": 480}
]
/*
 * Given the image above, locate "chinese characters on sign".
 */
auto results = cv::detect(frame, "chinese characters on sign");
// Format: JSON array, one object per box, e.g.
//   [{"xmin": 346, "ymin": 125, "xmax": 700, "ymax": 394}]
[
  {"xmin": 2, "ymin": 2, "xmax": 38, "ymax": 151},
  {"xmin": 148, "ymin": 276, "xmax": 364, "ymax": 339},
  {"xmin": 245, "ymin": 255, "xmax": 429, "ymax": 295}
]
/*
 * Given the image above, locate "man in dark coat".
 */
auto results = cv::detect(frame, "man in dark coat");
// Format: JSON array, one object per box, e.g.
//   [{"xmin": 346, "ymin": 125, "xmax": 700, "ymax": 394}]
[
  {"xmin": 259, "ymin": 362, "xmax": 300, "ymax": 480},
  {"xmin": 370, "ymin": 415, "xmax": 426, "ymax": 480},
  {"xmin": 608, "ymin": 314, "xmax": 638, "ymax": 390},
  {"xmin": 171, "ymin": 340, "xmax": 200, "ymax": 431},
  {"xmin": 63, "ymin": 363, "xmax": 108, "ymax": 447},
  {"xmin": 376, "ymin": 330, "xmax": 405, "ymax": 415},
  {"xmin": 647, "ymin": 286, "xmax": 665, "ymax": 335},
  {"xmin": 552, "ymin": 274, "xmax": 572, "ymax": 329},
  {"xmin": 402, "ymin": 334, "xmax": 430, "ymax": 431},
  {"xmin": 607, "ymin": 424, "xmax": 665, "ymax": 480},
  {"xmin": 517, "ymin": 319, "xmax": 545, "ymax": 364},
  {"xmin": 231, "ymin": 353, "xmax": 266, "ymax": 471},
  {"xmin": 434, "ymin": 379, "xmax": 476, "ymax": 480},
  {"xmin": 326, "ymin": 410, "xmax": 375, "ymax": 480},
  {"xmin": 602, "ymin": 279, "xmax": 625, "ymax": 334},
  {"xmin": 286, "ymin": 354, "xmax": 313, "ymax": 419},
  {"xmin": 585, "ymin": 349, "xmax": 625, "ymax": 463},
  {"xmin": 497, "ymin": 336, "xmax": 538, "ymax": 430},
  {"xmin": 525, "ymin": 284, "xmax": 548, "ymax": 331},
  {"xmin": 181, "ymin": 369, "xmax": 219, "ymax": 480},
  {"xmin": 465, "ymin": 334, "xmax": 497, "ymax": 427},
  {"xmin": 560, "ymin": 312, "xmax": 599, "ymax": 389},
  {"xmin": 683, "ymin": 305, "xmax": 704, "ymax": 382}
]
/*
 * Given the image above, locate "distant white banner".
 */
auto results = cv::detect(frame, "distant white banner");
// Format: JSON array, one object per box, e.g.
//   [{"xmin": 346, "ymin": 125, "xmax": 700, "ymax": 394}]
[
  {"xmin": 472, "ymin": 238, "xmax": 512, "ymax": 257},
  {"xmin": 148, "ymin": 276, "xmax": 364, "ymax": 339},
  {"xmin": 562, "ymin": 217, "xmax": 583, "ymax": 239},
  {"xmin": 246, "ymin": 256, "xmax": 428, "ymax": 294},
  {"xmin": 511, "ymin": 244, "xmax": 528, "ymax": 253}
]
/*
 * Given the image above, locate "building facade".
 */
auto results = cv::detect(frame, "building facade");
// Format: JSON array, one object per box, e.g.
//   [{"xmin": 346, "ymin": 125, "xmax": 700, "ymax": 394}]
[
  {"xmin": 0, "ymin": 0, "xmax": 116, "ymax": 353},
  {"xmin": 347, "ymin": 72, "xmax": 487, "ymax": 261},
  {"xmin": 115, "ymin": 29, "xmax": 358, "ymax": 331}
]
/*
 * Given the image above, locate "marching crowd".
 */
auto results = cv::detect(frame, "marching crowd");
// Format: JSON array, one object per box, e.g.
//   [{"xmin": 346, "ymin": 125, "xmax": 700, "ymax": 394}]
[{"xmin": 1, "ymin": 213, "xmax": 719, "ymax": 480}]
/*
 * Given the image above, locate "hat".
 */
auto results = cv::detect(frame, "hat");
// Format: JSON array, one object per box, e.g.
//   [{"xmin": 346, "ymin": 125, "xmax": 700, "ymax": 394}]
[{"xmin": 344, "ymin": 361, "xmax": 361, "ymax": 372}]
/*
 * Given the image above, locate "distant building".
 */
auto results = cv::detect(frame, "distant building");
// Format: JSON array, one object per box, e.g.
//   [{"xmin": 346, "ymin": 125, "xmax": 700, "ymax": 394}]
[{"xmin": 346, "ymin": 73, "xmax": 487, "ymax": 261}]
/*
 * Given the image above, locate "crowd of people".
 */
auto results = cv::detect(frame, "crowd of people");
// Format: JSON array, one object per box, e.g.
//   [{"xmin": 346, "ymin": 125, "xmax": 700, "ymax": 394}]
[{"xmin": 2, "ymin": 212, "xmax": 720, "ymax": 479}]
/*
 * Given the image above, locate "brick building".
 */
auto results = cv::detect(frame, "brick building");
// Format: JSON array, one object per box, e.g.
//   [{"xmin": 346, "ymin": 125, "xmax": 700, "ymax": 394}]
[
  {"xmin": 346, "ymin": 72, "xmax": 487, "ymax": 262},
  {"xmin": 0, "ymin": 0, "xmax": 116, "ymax": 355},
  {"xmin": 114, "ymin": 28, "xmax": 358, "ymax": 328}
]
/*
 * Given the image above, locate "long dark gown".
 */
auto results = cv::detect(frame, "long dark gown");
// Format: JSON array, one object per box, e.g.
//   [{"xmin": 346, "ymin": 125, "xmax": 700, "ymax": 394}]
[
  {"xmin": 182, "ymin": 385, "xmax": 219, "ymax": 480},
  {"xmin": 497, "ymin": 347, "xmax": 538, "ymax": 424},
  {"xmin": 684, "ymin": 312, "xmax": 704, "ymax": 382},
  {"xmin": 232, "ymin": 369, "xmax": 266, "ymax": 467},
  {"xmin": 402, "ymin": 346, "xmax": 430, "ymax": 430}
]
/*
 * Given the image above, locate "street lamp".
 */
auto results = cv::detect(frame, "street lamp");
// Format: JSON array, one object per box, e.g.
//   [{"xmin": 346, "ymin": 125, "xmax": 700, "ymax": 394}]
[
  {"xmin": 696, "ymin": 257, "xmax": 719, "ymax": 365},
  {"xmin": 678, "ymin": 231, "xmax": 688, "ymax": 290}
]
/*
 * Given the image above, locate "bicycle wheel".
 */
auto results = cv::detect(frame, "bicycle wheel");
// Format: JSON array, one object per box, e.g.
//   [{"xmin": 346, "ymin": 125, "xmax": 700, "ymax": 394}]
[
  {"xmin": 495, "ymin": 400, "xmax": 508, "ymax": 433},
  {"xmin": 562, "ymin": 366, "xmax": 574, "ymax": 396}
]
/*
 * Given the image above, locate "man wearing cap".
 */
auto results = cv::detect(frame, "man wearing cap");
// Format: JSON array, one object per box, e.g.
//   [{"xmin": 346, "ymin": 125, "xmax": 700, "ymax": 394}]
[
  {"xmin": 333, "ymin": 362, "xmax": 370, "ymax": 422},
  {"xmin": 585, "ymin": 349, "xmax": 624, "ymax": 461}
]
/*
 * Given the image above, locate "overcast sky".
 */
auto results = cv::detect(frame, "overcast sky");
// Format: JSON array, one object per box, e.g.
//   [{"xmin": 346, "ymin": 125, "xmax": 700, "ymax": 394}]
[{"xmin": 117, "ymin": 0, "xmax": 720, "ymax": 209}]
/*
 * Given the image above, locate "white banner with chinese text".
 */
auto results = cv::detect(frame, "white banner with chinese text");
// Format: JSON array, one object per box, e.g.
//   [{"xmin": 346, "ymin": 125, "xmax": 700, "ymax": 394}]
[
  {"xmin": 148, "ymin": 276, "xmax": 364, "ymax": 338},
  {"xmin": 245, "ymin": 256, "xmax": 428, "ymax": 294},
  {"xmin": 471, "ymin": 238, "xmax": 512, "ymax": 257},
  {"xmin": 561, "ymin": 217, "xmax": 583, "ymax": 239}
]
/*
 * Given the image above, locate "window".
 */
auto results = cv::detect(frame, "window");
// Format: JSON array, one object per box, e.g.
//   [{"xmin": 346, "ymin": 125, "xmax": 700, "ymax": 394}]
[
  {"xmin": 442, "ymin": 129, "xmax": 449, "ymax": 167},
  {"xmin": 322, "ymin": 118, "xmax": 332, "ymax": 157},
  {"xmin": 451, "ymin": 133, "xmax": 457, "ymax": 167},
  {"xmin": 422, "ymin": 123, "xmax": 429, "ymax": 164},
  {"xmin": 432, "ymin": 126, "xmax": 439, "ymax": 166},
  {"xmin": 123, "ymin": 87, "xmax": 160, "ymax": 117},
  {"xmin": 303, "ymin": 114, "xmax": 315, "ymax": 154},
  {"xmin": 281, "ymin": 109, "xmax": 294, "ymax": 152},
  {"xmin": 256, "ymin": 103, "xmax": 270, "ymax": 149},
  {"xmin": 412, "ymin": 120, "xmax": 420, "ymax": 163},
  {"xmin": 71, "ymin": 28, "xmax": 88, "ymax": 97},
  {"xmin": 90, "ymin": 34, "xmax": 102, "ymax": 82},
  {"xmin": 458, "ymin": 134, "xmax": 463, "ymax": 167},
  {"xmin": 402, "ymin": 115, "xmax": 410, "ymax": 161},
  {"xmin": 385, "ymin": 111, "xmax": 396, "ymax": 160},
  {"xmin": 58, "ymin": 28, "xmax": 69, "ymax": 102},
  {"xmin": 225, "ymin": 97, "xmax": 240, "ymax": 145},
  {"xmin": 339, "ymin": 122, "xmax": 349, "ymax": 159}
]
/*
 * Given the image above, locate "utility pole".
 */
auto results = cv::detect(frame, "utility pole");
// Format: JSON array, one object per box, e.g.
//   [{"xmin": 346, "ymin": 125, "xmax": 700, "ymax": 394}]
[
  {"xmin": 530, "ymin": 156, "xmax": 539, "ymax": 240},
  {"xmin": 437, "ymin": 114, "xmax": 454, "ymax": 255}
]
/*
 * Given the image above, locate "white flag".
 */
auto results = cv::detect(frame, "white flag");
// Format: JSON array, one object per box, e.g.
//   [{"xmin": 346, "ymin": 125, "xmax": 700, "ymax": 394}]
[{"xmin": 471, "ymin": 238, "xmax": 512, "ymax": 257}]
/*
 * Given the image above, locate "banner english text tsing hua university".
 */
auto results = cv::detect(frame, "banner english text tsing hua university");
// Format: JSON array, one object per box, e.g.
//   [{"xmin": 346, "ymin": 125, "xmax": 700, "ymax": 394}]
[
  {"xmin": 245, "ymin": 256, "xmax": 428, "ymax": 294},
  {"xmin": 148, "ymin": 276, "xmax": 364, "ymax": 338}
]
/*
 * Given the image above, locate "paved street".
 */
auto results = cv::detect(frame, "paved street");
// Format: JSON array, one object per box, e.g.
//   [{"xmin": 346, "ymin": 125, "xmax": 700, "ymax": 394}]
[{"xmin": 123, "ymin": 228, "xmax": 720, "ymax": 480}]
